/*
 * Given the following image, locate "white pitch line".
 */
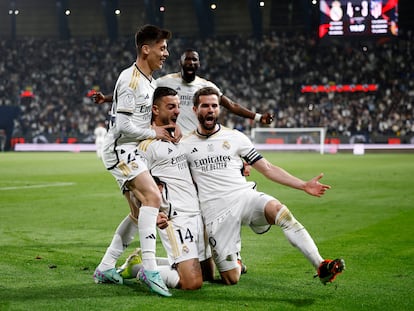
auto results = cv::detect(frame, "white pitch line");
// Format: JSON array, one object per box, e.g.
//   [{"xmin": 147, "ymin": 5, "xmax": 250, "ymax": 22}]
[{"xmin": 0, "ymin": 182, "xmax": 75, "ymax": 191}]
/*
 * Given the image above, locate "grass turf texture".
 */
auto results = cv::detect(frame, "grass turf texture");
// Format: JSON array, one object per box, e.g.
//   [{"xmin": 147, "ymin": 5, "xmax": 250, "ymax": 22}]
[{"xmin": 0, "ymin": 152, "xmax": 413, "ymax": 311}]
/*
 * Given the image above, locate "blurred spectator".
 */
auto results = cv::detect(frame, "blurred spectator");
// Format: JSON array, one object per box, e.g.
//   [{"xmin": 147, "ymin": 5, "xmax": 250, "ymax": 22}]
[
  {"xmin": 0, "ymin": 129, "xmax": 6, "ymax": 151},
  {"xmin": 94, "ymin": 121, "xmax": 107, "ymax": 158}
]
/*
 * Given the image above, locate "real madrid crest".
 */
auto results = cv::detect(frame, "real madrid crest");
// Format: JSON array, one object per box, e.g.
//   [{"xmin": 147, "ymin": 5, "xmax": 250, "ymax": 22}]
[{"xmin": 222, "ymin": 141, "xmax": 230, "ymax": 150}]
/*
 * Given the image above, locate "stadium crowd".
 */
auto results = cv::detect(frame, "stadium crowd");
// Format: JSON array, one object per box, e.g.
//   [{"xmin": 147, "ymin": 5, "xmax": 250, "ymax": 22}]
[{"xmin": 0, "ymin": 29, "xmax": 413, "ymax": 147}]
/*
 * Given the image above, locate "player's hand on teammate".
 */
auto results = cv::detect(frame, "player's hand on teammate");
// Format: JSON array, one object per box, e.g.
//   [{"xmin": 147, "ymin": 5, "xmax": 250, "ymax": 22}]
[
  {"xmin": 260, "ymin": 112, "xmax": 274, "ymax": 124},
  {"xmin": 303, "ymin": 173, "xmax": 331, "ymax": 197},
  {"xmin": 172, "ymin": 124, "xmax": 183, "ymax": 143},
  {"xmin": 153, "ymin": 124, "xmax": 180, "ymax": 143},
  {"xmin": 157, "ymin": 212, "xmax": 169, "ymax": 229}
]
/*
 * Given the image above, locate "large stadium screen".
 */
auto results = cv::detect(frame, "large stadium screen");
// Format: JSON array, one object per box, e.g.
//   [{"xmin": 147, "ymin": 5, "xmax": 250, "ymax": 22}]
[{"xmin": 319, "ymin": 0, "xmax": 398, "ymax": 39}]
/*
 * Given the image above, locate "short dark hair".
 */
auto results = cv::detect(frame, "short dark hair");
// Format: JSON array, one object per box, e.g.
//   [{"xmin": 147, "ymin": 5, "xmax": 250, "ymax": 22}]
[
  {"xmin": 135, "ymin": 24, "xmax": 172, "ymax": 51},
  {"xmin": 193, "ymin": 87, "xmax": 220, "ymax": 107},
  {"xmin": 180, "ymin": 49, "xmax": 199, "ymax": 63},
  {"xmin": 181, "ymin": 48, "xmax": 198, "ymax": 57},
  {"xmin": 153, "ymin": 87, "xmax": 178, "ymax": 105}
]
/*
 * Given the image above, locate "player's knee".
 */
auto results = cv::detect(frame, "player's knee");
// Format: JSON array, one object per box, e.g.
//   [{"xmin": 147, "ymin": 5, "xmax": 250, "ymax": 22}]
[
  {"xmin": 274, "ymin": 204, "xmax": 303, "ymax": 231},
  {"xmin": 220, "ymin": 269, "xmax": 240, "ymax": 285},
  {"xmin": 179, "ymin": 275, "xmax": 203, "ymax": 290},
  {"xmin": 176, "ymin": 260, "xmax": 203, "ymax": 290},
  {"xmin": 264, "ymin": 200, "xmax": 284, "ymax": 224}
]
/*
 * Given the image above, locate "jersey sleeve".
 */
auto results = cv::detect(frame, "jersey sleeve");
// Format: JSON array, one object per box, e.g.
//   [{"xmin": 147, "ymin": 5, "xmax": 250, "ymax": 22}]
[
  {"xmin": 115, "ymin": 113, "xmax": 156, "ymax": 140},
  {"xmin": 114, "ymin": 71, "xmax": 136, "ymax": 114},
  {"xmin": 235, "ymin": 130, "xmax": 263, "ymax": 165}
]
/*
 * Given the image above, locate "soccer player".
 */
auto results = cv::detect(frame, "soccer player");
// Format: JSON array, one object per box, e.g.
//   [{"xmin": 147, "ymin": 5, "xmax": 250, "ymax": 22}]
[
  {"xmin": 181, "ymin": 86, "xmax": 345, "ymax": 286},
  {"xmin": 118, "ymin": 87, "xmax": 215, "ymax": 290},
  {"xmin": 92, "ymin": 49, "xmax": 273, "ymax": 135},
  {"xmin": 93, "ymin": 24, "xmax": 175, "ymax": 297},
  {"xmin": 156, "ymin": 49, "xmax": 273, "ymax": 134}
]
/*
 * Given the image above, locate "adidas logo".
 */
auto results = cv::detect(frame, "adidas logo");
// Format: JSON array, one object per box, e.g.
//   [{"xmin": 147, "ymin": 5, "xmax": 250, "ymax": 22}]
[
  {"xmin": 145, "ymin": 233, "xmax": 156, "ymax": 240},
  {"xmin": 168, "ymin": 148, "xmax": 173, "ymax": 154},
  {"xmin": 145, "ymin": 94, "xmax": 150, "ymax": 99},
  {"xmin": 191, "ymin": 147, "xmax": 198, "ymax": 153}
]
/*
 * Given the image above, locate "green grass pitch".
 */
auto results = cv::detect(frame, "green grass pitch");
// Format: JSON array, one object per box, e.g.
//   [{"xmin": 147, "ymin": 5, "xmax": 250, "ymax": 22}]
[{"xmin": 0, "ymin": 151, "xmax": 413, "ymax": 311}]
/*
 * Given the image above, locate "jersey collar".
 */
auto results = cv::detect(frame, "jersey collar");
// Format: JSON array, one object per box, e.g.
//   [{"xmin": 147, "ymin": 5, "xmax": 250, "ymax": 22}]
[
  {"xmin": 134, "ymin": 63, "xmax": 153, "ymax": 83},
  {"xmin": 196, "ymin": 124, "xmax": 221, "ymax": 138}
]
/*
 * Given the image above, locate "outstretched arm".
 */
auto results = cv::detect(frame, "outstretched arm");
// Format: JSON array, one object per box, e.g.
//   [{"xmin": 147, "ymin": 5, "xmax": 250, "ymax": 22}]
[
  {"xmin": 252, "ymin": 158, "xmax": 331, "ymax": 197},
  {"xmin": 220, "ymin": 95, "xmax": 273, "ymax": 125}
]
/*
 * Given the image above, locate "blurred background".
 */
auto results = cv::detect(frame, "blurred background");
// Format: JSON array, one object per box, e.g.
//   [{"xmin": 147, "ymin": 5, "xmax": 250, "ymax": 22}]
[{"xmin": 0, "ymin": 0, "xmax": 413, "ymax": 150}]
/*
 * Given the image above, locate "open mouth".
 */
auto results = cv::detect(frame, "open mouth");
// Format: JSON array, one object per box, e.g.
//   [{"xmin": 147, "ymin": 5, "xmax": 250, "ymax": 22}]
[
  {"xmin": 183, "ymin": 66, "xmax": 195, "ymax": 74},
  {"xmin": 186, "ymin": 71, "xmax": 194, "ymax": 76},
  {"xmin": 204, "ymin": 115, "xmax": 215, "ymax": 126}
]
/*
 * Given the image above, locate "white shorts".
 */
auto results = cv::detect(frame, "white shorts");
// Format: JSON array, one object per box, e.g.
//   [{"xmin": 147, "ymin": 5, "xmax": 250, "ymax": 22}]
[
  {"xmin": 202, "ymin": 188, "xmax": 273, "ymax": 272},
  {"xmin": 102, "ymin": 144, "xmax": 148, "ymax": 193},
  {"xmin": 157, "ymin": 213, "xmax": 211, "ymax": 266}
]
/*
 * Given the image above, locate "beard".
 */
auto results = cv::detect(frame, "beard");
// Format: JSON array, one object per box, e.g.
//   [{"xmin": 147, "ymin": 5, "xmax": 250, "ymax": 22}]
[
  {"xmin": 182, "ymin": 68, "xmax": 196, "ymax": 83},
  {"xmin": 198, "ymin": 114, "xmax": 217, "ymax": 131}
]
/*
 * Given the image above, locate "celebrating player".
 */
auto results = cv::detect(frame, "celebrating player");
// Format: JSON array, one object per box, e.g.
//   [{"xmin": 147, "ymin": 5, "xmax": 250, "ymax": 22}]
[
  {"xmin": 92, "ymin": 49, "xmax": 273, "ymax": 135},
  {"xmin": 94, "ymin": 24, "xmax": 175, "ymax": 297},
  {"xmin": 181, "ymin": 86, "xmax": 345, "ymax": 285},
  {"xmin": 117, "ymin": 87, "xmax": 215, "ymax": 290},
  {"xmin": 156, "ymin": 49, "xmax": 273, "ymax": 134}
]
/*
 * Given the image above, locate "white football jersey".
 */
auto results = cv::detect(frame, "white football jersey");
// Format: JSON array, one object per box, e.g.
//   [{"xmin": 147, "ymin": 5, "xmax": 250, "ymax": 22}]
[
  {"xmin": 137, "ymin": 138, "xmax": 200, "ymax": 217},
  {"xmin": 103, "ymin": 63, "xmax": 156, "ymax": 168},
  {"xmin": 181, "ymin": 125, "xmax": 262, "ymax": 208},
  {"xmin": 156, "ymin": 73, "xmax": 222, "ymax": 135}
]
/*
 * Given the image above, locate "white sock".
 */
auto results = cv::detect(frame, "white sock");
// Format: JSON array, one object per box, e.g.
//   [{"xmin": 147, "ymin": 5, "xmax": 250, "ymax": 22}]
[
  {"xmin": 156, "ymin": 257, "xmax": 170, "ymax": 266},
  {"xmin": 275, "ymin": 205, "xmax": 323, "ymax": 268},
  {"xmin": 138, "ymin": 205, "xmax": 159, "ymax": 271},
  {"xmin": 98, "ymin": 215, "xmax": 138, "ymax": 271},
  {"xmin": 158, "ymin": 265, "xmax": 180, "ymax": 288}
]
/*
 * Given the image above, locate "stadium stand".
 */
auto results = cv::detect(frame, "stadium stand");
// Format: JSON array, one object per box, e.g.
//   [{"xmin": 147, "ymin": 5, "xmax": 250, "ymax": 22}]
[{"xmin": 0, "ymin": 1, "xmax": 413, "ymax": 150}]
